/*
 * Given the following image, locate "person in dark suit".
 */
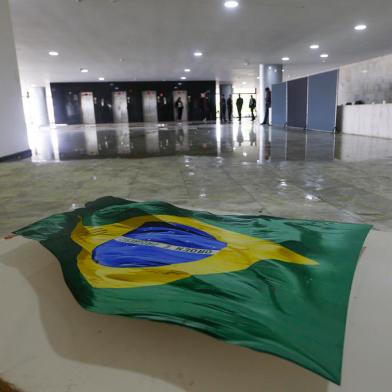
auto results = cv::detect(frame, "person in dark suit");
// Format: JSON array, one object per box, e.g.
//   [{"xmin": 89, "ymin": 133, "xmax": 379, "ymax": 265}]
[
  {"xmin": 175, "ymin": 97, "xmax": 184, "ymax": 121},
  {"xmin": 261, "ymin": 87, "xmax": 272, "ymax": 125},
  {"xmin": 236, "ymin": 94, "xmax": 244, "ymax": 122},
  {"xmin": 220, "ymin": 94, "xmax": 227, "ymax": 123},
  {"xmin": 200, "ymin": 92, "xmax": 209, "ymax": 122},
  {"xmin": 249, "ymin": 95, "xmax": 257, "ymax": 121},
  {"xmin": 227, "ymin": 94, "xmax": 233, "ymax": 122}
]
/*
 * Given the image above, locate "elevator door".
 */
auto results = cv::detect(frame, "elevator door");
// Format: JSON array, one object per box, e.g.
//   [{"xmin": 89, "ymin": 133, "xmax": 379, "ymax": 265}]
[
  {"xmin": 80, "ymin": 92, "xmax": 96, "ymax": 124},
  {"xmin": 173, "ymin": 91, "xmax": 188, "ymax": 121},
  {"xmin": 112, "ymin": 91, "xmax": 128, "ymax": 123},
  {"xmin": 142, "ymin": 91, "xmax": 158, "ymax": 122}
]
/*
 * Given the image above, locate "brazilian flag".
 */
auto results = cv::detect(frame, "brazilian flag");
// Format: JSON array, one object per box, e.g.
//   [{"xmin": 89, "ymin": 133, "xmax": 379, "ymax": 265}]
[{"xmin": 15, "ymin": 197, "xmax": 371, "ymax": 384}]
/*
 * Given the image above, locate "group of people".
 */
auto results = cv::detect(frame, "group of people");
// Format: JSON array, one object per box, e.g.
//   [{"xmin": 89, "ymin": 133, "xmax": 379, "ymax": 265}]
[
  {"xmin": 174, "ymin": 91, "xmax": 213, "ymax": 122},
  {"xmin": 220, "ymin": 87, "xmax": 272, "ymax": 124},
  {"xmin": 220, "ymin": 94, "xmax": 251, "ymax": 123},
  {"xmin": 174, "ymin": 87, "xmax": 272, "ymax": 124}
]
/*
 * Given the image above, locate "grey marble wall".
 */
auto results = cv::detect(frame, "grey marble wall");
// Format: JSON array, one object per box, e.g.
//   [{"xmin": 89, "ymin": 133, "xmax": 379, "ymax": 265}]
[{"xmin": 338, "ymin": 53, "xmax": 392, "ymax": 105}]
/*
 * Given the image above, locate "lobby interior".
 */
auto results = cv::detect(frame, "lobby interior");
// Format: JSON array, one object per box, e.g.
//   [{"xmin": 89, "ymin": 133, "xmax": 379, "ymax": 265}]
[{"xmin": 1, "ymin": 1, "xmax": 392, "ymax": 392}]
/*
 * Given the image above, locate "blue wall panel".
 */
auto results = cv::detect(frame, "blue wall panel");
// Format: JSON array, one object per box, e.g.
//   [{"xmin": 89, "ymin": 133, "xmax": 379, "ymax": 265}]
[
  {"xmin": 307, "ymin": 70, "xmax": 338, "ymax": 132},
  {"xmin": 272, "ymin": 82, "xmax": 287, "ymax": 127},
  {"xmin": 287, "ymin": 78, "xmax": 308, "ymax": 128}
]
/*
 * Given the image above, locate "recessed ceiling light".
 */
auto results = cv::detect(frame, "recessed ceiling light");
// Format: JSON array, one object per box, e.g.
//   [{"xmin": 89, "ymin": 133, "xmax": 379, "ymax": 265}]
[
  {"xmin": 224, "ymin": 1, "xmax": 239, "ymax": 9},
  {"xmin": 181, "ymin": 76, "xmax": 187, "ymax": 80},
  {"xmin": 80, "ymin": 68, "xmax": 89, "ymax": 73},
  {"xmin": 282, "ymin": 57, "xmax": 290, "ymax": 61},
  {"xmin": 268, "ymin": 66, "xmax": 272, "ymax": 70},
  {"xmin": 355, "ymin": 24, "xmax": 367, "ymax": 31},
  {"xmin": 320, "ymin": 53, "xmax": 329, "ymax": 58},
  {"xmin": 242, "ymin": 81, "xmax": 247, "ymax": 85},
  {"xmin": 362, "ymin": 69, "xmax": 368, "ymax": 74},
  {"xmin": 98, "ymin": 77, "xmax": 105, "ymax": 81},
  {"xmin": 184, "ymin": 68, "xmax": 191, "ymax": 72},
  {"xmin": 256, "ymin": 76, "xmax": 260, "ymax": 79},
  {"xmin": 49, "ymin": 51, "xmax": 59, "ymax": 56},
  {"xmin": 310, "ymin": 44, "xmax": 319, "ymax": 50},
  {"xmin": 194, "ymin": 51, "xmax": 203, "ymax": 57}
]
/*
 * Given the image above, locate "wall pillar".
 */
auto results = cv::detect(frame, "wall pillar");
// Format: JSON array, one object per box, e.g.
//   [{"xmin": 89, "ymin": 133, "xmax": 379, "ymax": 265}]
[
  {"xmin": 29, "ymin": 87, "xmax": 50, "ymax": 127},
  {"xmin": 259, "ymin": 64, "xmax": 283, "ymax": 124},
  {"xmin": 0, "ymin": 0, "xmax": 29, "ymax": 159}
]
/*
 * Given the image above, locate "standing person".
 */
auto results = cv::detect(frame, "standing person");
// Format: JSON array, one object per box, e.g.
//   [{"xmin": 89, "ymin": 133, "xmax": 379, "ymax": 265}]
[
  {"xmin": 227, "ymin": 94, "xmax": 233, "ymax": 122},
  {"xmin": 205, "ymin": 91, "xmax": 211, "ymax": 121},
  {"xmin": 220, "ymin": 94, "xmax": 227, "ymax": 123},
  {"xmin": 236, "ymin": 94, "xmax": 244, "ymax": 122},
  {"xmin": 261, "ymin": 87, "xmax": 272, "ymax": 125},
  {"xmin": 200, "ymin": 92, "xmax": 209, "ymax": 122},
  {"xmin": 175, "ymin": 97, "xmax": 184, "ymax": 121},
  {"xmin": 157, "ymin": 93, "xmax": 168, "ymax": 121},
  {"xmin": 199, "ymin": 93, "xmax": 206, "ymax": 121},
  {"xmin": 249, "ymin": 95, "xmax": 257, "ymax": 121}
]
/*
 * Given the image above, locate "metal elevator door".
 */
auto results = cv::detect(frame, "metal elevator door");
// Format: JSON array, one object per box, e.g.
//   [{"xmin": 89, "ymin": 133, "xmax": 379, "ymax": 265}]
[
  {"xmin": 173, "ymin": 90, "xmax": 188, "ymax": 121},
  {"xmin": 112, "ymin": 91, "xmax": 128, "ymax": 123},
  {"xmin": 142, "ymin": 91, "xmax": 158, "ymax": 122},
  {"xmin": 80, "ymin": 92, "xmax": 96, "ymax": 124}
]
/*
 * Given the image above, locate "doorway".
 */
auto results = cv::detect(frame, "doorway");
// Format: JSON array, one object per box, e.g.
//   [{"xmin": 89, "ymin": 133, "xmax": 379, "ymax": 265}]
[
  {"xmin": 142, "ymin": 91, "xmax": 158, "ymax": 122},
  {"xmin": 173, "ymin": 90, "xmax": 188, "ymax": 121},
  {"xmin": 112, "ymin": 91, "xmax": 128, "ymax": 123},
  {"xmin": 80, "ymin": 92, "xmax": 96, "ymax": 124},
  {"xmin": 232, "ymin": 88, "xmax": 257, "ymax": 120}
]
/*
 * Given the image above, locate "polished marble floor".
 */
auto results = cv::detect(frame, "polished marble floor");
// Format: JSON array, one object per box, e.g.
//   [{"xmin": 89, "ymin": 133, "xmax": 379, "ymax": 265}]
[{"xmin": 1, "ymin": 120, "xmax": 392, "ymax": 236}]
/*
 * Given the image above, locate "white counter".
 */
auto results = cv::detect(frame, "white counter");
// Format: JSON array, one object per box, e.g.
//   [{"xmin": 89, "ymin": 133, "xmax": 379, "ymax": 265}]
[{"xmin": 337, "ymin": 103, "xmax": 392, "ymax": 138}]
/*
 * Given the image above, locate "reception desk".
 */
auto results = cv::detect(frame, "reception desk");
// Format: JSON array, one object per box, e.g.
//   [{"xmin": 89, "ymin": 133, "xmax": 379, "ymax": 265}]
[{"xmin": 337, "ymin": 103, "xmax": 392, "ymax": 138}]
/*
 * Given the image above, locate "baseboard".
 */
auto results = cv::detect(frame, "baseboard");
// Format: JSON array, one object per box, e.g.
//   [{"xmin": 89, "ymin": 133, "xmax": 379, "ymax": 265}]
[{"xmin": 0, "ymin": 149, "xmax": 32, "ymax": 162}]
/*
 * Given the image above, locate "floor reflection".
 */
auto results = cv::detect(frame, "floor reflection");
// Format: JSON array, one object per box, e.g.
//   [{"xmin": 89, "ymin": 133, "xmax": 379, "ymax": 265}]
[{"xmin": 27, "ymin": 121, "xmax": 392, "ymax": 163}]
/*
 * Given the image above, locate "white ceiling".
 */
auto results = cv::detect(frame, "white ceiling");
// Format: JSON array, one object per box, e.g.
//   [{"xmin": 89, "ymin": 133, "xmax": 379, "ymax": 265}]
[{"xmin": 9, "ymin": 0, "xmax": 392, "ymax": 90}]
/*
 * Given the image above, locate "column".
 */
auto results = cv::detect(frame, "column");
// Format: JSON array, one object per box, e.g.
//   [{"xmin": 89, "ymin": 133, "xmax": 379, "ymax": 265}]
[
  {"xmin": 0, "ymin": 0, "xmax": 29, "ymax": 159},
  {"xmin": 258, "ymin": 64, "xmax": 283, "ymax": 124},
  {"xmin": 29, "ymin": 87, "xmax": 50, "ymax": 127}
]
